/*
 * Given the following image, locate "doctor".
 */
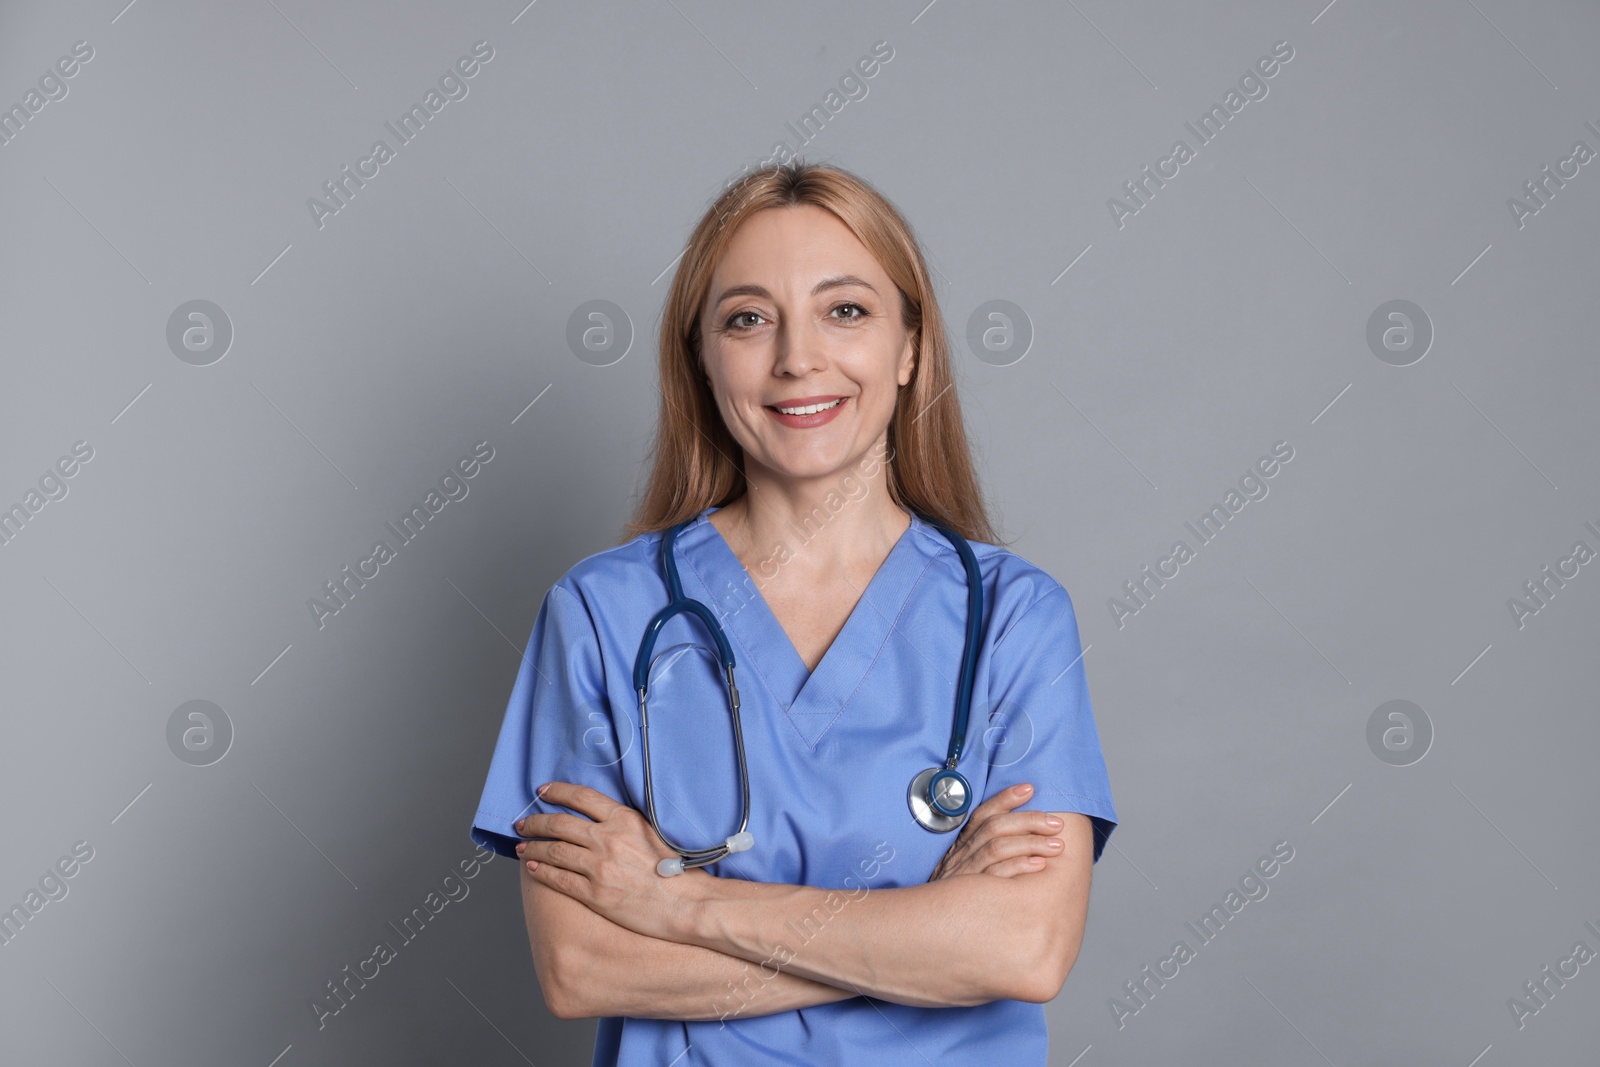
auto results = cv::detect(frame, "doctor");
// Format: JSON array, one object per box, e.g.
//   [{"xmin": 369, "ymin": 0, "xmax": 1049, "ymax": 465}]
[{"xmin": 471, "ymin": 161, "xmax": 1117, "ymax": 1065}]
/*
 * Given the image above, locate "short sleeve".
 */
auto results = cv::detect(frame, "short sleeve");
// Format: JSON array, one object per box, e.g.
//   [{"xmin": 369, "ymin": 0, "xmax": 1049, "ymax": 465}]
[
  {"xmin": 979, "ymin": 584, "xmax": 1118, "ymax": 863},
  {"xmin": 468, "ymin": 582, "xmax": 629, "ymax": 859}
]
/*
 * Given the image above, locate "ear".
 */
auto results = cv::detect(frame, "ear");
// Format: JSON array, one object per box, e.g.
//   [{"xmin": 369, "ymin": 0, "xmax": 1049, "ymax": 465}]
[{"xmin": 897, "ymin": 328, "xmax": 918, "ymax": 387}]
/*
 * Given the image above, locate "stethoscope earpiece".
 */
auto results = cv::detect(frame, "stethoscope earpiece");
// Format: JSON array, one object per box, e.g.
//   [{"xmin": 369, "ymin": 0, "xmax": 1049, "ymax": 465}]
[{"xmin": 656, "ymin": 830, "xmax": 754, "ymax": 878}]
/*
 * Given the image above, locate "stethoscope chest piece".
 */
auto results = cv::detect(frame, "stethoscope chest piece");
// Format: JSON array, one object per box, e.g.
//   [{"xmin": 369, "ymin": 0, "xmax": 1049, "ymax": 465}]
[{"xmin": 908, "ymin": 766, "xmax": 972, "ymax": 833}]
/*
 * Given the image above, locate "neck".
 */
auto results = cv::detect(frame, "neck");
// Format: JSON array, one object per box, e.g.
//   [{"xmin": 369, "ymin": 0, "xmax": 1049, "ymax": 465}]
[{"xmin": 710, "ymin": 458, "xmax": 909, "ymax": 584}]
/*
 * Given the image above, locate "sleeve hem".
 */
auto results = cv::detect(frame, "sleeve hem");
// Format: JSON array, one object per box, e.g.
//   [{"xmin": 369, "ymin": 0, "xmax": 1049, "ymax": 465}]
[
  {"xmin": 470, "ymin": 812, "xmax": 528, "ymax": 860},
  {"xmin": 1018, "ymin": 796, "xmax": 1118, "ymax": 865}
]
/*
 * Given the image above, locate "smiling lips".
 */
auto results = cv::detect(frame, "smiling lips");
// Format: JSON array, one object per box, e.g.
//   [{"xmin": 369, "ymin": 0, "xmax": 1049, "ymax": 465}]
[{"xmin": 766, "ymin": 395, "xmax": 849, "ymax": 428}]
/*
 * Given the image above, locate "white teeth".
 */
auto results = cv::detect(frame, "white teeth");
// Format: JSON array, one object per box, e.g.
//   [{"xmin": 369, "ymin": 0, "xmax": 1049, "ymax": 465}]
[{"xmin": 775, "ymin": 398, "xmax": 844, "ymax": 416}]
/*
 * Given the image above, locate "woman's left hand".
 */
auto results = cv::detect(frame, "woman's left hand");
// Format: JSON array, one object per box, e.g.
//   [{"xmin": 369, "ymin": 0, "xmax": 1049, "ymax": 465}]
[{"xmin": 515, "ymin": 781, "xmax": 708, "ymax": 942}]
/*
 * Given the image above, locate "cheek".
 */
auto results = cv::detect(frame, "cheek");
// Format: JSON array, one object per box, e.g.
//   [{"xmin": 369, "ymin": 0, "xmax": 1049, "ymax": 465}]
[
  {"xmin": 703, "ymin": 367, "xmax": 766, "ymax": 444},
  {"xmin": 864, "ymin": 358, "xmax": 904, "ymax": 410},
  {"xmin": 710, "ymin": 368, "xmax": 757, "ymax": 417},
  {"xmin": 717, "ymin": 357, "xmax": 776, "ymax": 413},
  {"xmin": 867, "ymin": 389, "xmax": 899, "ymax": 428}
]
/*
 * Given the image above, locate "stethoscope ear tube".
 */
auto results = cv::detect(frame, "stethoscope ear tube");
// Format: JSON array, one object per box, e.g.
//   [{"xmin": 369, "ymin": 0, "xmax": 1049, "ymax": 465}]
[{"xmin": 633, "ymin": 524, "xmax": 737, "ymax": 694}]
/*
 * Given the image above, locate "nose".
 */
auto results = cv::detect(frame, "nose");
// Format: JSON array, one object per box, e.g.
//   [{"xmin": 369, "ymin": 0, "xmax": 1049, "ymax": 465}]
[{"xmin": 772, "ymin": 315, "xmax": 827, "ymax": 378}]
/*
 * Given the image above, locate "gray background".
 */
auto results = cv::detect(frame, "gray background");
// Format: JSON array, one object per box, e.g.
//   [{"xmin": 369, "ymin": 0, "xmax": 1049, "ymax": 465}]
[{"xmin": 2, "ymin": 0, "xmax": 1597, "ymax": 1063}]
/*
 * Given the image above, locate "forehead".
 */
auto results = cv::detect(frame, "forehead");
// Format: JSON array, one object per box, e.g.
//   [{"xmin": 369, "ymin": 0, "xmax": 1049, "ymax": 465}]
[{"xmin": 708, "ymin": 204, "xmax": 887, "ymax": 297}]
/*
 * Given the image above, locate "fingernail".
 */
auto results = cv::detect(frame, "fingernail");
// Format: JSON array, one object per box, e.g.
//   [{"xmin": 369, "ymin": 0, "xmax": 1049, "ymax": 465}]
[
  {"xmin": 536, "ymin": 783, "xmax": 550, "ymax": 798},
  {"xmin": 1014, "ymin": 784, "xmax": 1032, "ymax": 796},
  {"xmin": 1045, "ymin": 816, "xmax": 1062, "ymax": 829},
  {"xmin": 526, "ymin": 859, "xmax": 538, "ymax": 871},
  {"xmin": 1047, "ymin": 839, "xmax": 1063, "ymax": 849}
]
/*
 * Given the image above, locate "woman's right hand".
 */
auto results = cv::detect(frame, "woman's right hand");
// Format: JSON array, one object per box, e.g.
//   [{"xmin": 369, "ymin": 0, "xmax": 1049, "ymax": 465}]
[{"xmin": 927, "ymin": 784, "xmax": 1066, "ymax": 881}]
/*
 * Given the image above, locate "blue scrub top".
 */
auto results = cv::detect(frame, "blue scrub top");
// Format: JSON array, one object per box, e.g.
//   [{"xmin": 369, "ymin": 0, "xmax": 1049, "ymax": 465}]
[{"xmin": 471, "ymin": 505, "xmax": 1117, "ymax": 1066}]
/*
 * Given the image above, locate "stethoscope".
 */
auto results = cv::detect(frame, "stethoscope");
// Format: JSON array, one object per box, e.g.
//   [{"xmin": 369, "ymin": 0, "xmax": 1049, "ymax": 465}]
[{"xmin": 633, "ymin": 510, "xmax": 985, "ymax": 877}]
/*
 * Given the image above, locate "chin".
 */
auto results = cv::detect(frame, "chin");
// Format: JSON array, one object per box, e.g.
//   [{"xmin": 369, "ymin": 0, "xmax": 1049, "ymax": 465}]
[{"xmin": 755, "ymin": 453, "xmax": 851, "ymax": 483}]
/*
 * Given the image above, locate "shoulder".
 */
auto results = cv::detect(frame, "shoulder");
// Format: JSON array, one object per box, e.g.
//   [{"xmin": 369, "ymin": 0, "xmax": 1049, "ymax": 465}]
[
  {"xmin": 547, "ymin": 528, "xmax": 665, "ymax": 611},
  {"xmin": 906, "ymin": 518, "xmax": 1074, "ymax": 641}
]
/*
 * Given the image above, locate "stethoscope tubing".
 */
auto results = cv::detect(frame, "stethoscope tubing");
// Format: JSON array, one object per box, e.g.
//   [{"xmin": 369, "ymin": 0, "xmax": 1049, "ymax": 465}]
[
  {"xmin": 631, "ymin": 509, "xmax": 986, "ymax": 869},
  {"xmin": 637, "ymin": 669, "xmax": 751, "ymax": 862},
  {"xmin": 921, "ymin": 516, "xmax": 984, "ymax": 770},
  {"xmin": 633, "ymin": 521, "xmax": 748, "ymax": 871},
  {"xmin": 633, "ymin": 523, "xmax": 737, "ymax": 692}
]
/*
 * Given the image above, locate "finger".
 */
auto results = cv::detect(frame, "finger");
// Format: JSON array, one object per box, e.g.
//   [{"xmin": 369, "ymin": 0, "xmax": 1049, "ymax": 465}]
[
  {"xmin": 976, "ymin": 834, "xmax": 1064, "ymax": 867},
  {"xmin": 515, "ymin": 811, "xmax": 597, "ymax": 843},
  {"xmin": 523, "ymin": 852, "xmax": 590, "ymax": 898},
  {"xmin": 973, "ymin": 783, "xmax": 1036, "ymax": 816},
  {"xmin": 946, "ymin": 809, "xmax": 1057, "ymax": 864},
  {"xmin": 974, "ymin": 810, "xmax": 1068, "ymax": 840},
  {"xmin": 938, "ymin": 787, "xmax": 1040, "ymax": 861},
  {"xmin": 537, "ymin": 781, "xmax": 625, "ymax": 822},
  {"xmin": 521, "ymin": 837, "xmax": 596, "ymax": 878},
  {"xmin": 961, "ymin": 786, "xmax": 1030, "ymax": 832},
  {"xmin": 985, "ymin": 855, "xmax": 1050, "ymax": 878}
]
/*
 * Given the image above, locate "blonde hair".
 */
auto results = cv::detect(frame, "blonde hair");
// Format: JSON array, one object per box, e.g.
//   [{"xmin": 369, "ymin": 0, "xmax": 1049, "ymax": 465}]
[{"xmin": 622, "ymin": 161, "xmax": 1001, "ymax": 546}]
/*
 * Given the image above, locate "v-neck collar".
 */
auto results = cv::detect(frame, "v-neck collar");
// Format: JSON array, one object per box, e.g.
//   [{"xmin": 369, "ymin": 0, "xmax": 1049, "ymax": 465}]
[{"xmin": 675, "ymin": 505, "xmax": 936, "ymax": 747}]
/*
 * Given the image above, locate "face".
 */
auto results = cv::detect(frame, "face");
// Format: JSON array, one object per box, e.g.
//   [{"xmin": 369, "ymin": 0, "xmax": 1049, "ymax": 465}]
[{"xmin": 698, "ymin": 204, "xmax": 916, "ymax": 487}]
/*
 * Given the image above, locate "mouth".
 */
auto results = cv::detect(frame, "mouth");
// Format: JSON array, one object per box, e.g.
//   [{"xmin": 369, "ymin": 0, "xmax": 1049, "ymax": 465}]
[
  {"xmin": 767, "ymin": 396, "xmax": 847, "ymax": 416},
  {"xmin": 765, "ymin": 395, "xmax": 849, "ymax": 428}
]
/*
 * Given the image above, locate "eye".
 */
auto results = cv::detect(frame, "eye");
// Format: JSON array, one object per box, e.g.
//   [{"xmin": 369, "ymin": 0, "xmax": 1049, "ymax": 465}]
[
  {"xmin": 831, "ymin": 302, "xmax": 869, "ymax": 323},
  {"xmin": 724, "ymin": 309, "xmax": 767, "ymax": 331}
]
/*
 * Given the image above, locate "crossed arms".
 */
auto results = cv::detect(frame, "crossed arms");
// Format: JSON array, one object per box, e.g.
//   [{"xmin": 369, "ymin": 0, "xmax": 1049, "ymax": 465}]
[{"xmin": 514, "ymin": 782, "xmax": 1096, "ymax": 1021}]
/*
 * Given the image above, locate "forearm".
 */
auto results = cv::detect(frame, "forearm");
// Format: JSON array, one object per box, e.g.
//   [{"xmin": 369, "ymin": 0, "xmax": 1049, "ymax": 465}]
[
  {"xmin": 572, "ymin": 916, "xmax": 856, "ymax": 1021},
  {"xmin": 674, "ymin": 873, "xmax": 1040, "ymax": 1008},
  {"xmin": 552, "ymin": 887, "xmax": 856, "ymax": 1021}
]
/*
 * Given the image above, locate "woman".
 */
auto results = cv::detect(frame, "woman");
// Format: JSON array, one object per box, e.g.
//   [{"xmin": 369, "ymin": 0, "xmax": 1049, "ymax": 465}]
[{"xmin": 470, "ymin": 161, "xmax": 1117, "ymax": 1065}]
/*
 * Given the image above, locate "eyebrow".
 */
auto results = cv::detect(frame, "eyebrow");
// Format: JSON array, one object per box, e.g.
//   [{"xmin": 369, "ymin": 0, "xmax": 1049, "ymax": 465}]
[{"xmin": 711, "ymin": 274, "xmax": 879, "ymax": 307}]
